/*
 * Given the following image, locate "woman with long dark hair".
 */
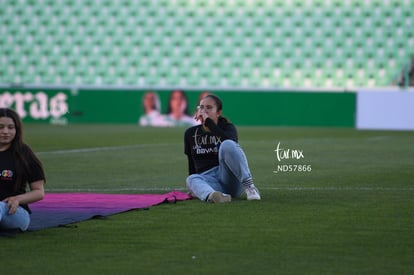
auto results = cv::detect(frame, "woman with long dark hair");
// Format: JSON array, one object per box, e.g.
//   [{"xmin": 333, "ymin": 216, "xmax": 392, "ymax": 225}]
[{"xmin": 0, "ymin": 108, "xmax": 45, "ymax": 232}]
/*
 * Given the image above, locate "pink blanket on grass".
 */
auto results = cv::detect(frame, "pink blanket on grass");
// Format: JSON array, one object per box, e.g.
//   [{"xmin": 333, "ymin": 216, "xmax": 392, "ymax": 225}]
[{"xmin": 28, "ymin": 191, "xmax": 192, "ymax": 231}]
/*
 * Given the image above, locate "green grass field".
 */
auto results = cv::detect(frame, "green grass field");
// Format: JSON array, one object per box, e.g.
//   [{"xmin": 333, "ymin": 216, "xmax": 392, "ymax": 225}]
[{"xmin": 3, "ymin": 124, "xmax": 414, "ymax": 274}]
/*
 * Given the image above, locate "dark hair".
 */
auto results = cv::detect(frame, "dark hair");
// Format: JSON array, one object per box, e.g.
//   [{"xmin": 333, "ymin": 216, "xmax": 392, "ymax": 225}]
[
  {"xmin": 203, "ymin": 94, "xmax": 230, "ymax": 123},
  {"xmin": 0, "ymin": 108, "xmax": 45, "ymax": 191}
]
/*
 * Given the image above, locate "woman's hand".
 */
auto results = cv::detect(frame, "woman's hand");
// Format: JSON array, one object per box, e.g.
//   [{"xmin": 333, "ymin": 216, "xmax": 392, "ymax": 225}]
[
  {"xmin": 3, "ymin": 196, "xmax": 20, "ymax": 214},
  {"xmin": 2, "ymin": 181, "xmax": 45, "ymax": 214},
  {"xmin": 194, "ymin": 108, "xmax": 209, "ymax": 124}
]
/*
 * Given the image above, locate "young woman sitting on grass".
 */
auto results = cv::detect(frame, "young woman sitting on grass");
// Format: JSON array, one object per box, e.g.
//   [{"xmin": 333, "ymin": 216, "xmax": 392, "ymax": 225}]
[
  {"xmin": 0, "ymin": 108, "xmax": 45, "ymax": 232},
  {"xmin": 184, "ymin": 94, "xmax": 260, "ymax": 203}
]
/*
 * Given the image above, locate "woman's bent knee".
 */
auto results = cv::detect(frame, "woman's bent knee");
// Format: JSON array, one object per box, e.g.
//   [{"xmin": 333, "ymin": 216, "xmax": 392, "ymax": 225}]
[
  {"xmin": 220, "ymin": 139, "xmax": 237, "ymax": 148},
  {"xmin": 186, "ymin": 174, "xmax": 201, "ymax": 189}
]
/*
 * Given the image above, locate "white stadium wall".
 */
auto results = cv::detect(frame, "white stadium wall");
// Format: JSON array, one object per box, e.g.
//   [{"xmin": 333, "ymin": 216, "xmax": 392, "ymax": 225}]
[{"xmin": 356, "ymin": 88, "xmax": 414, "ymax": 130}]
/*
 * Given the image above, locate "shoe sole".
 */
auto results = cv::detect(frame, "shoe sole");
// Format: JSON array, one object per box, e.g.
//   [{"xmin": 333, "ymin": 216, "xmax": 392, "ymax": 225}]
[
  {"xmin": 247, "ymin": 196, "xmax": 261, "ymax": 201},
  {"xmin": 209, "ymin": 192, "xmax": 231, "ymax": 203}
]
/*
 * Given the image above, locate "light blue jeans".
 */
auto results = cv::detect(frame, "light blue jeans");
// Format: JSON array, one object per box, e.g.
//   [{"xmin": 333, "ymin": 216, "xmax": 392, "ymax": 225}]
[
  {"xmin": 186, "ymin": 139, "xmax": 253, "ymax": 201},
  {"xmin": 0, "ymin": 201, "xmax": 30, "ymax": 231}
]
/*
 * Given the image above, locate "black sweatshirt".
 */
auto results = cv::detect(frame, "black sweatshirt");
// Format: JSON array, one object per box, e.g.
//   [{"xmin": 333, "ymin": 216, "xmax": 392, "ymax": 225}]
[{"xmin": 184, "ymin": 117, "xmax": 238, "ymax": 175}]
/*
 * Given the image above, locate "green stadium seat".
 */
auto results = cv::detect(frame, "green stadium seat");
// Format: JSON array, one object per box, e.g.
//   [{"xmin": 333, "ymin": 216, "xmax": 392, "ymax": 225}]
[{"xmin": 1, "ymin": 0, "xmax": 413, "ymax": 88}]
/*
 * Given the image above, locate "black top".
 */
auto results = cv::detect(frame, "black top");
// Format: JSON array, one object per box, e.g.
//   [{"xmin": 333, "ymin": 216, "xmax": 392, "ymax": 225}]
[
  {"xmin": 184, "ymin": 117, "xmax": 238, "ymax": 174},
  {"xmin": 0, "ymin": 145, "xmax": 45, "ymax": 213}
]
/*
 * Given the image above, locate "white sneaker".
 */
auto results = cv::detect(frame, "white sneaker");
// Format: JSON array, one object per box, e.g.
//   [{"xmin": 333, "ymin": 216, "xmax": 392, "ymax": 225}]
[
  {"xmin": 245, "ymin": 185, "xmax": 261, "ymax": 200},
  {"xmin": 207, "ymin": 191, "xmax": 232, "ymax": 203}
]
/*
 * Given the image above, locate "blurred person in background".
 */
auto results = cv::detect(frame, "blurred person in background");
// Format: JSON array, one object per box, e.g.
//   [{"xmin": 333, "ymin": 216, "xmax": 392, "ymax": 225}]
[
  {"xmin": 198, "ymin": 91, "xmax": 211, "ymax": 102},
  {"xmin": 139, "ymin": 91, "xmax": 170, "ymax": 127},
  {"xmin": 184, "ymin": 94, "xmax": 260, "ymax": 203},
  {"xmin": 0, "ymin": 108, "xmax": 45, "ymax": 232},
  {"xmin": 165, "ymin": 90, "xmax": 197, "ymax": 127}
]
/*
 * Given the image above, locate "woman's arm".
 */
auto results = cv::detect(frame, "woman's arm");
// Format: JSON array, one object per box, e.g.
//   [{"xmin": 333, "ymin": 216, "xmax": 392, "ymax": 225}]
[
  {"xmin": 204, "ymin": 118, "xmax": 238, "ymax": 141},
  {"xmin": 187, "ymin": 155, "xmax": 196, "ymax": 175},
  {"xmin": 2, "ymin": 180, "xmax": 45, "ymax": 214},
  {"xmin": 184, "ymin": 128, "xmax": 197, "ymax": 175}
]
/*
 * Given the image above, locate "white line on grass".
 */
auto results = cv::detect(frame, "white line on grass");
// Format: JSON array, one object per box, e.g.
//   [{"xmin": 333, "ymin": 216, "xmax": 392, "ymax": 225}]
[
  {"xmin": 37, "ymin": 146, "xmax": 413, "ymax": 193},
  {"xmin": 37, "ymin": 143, "xmax": 171, "ymax": 155}
]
